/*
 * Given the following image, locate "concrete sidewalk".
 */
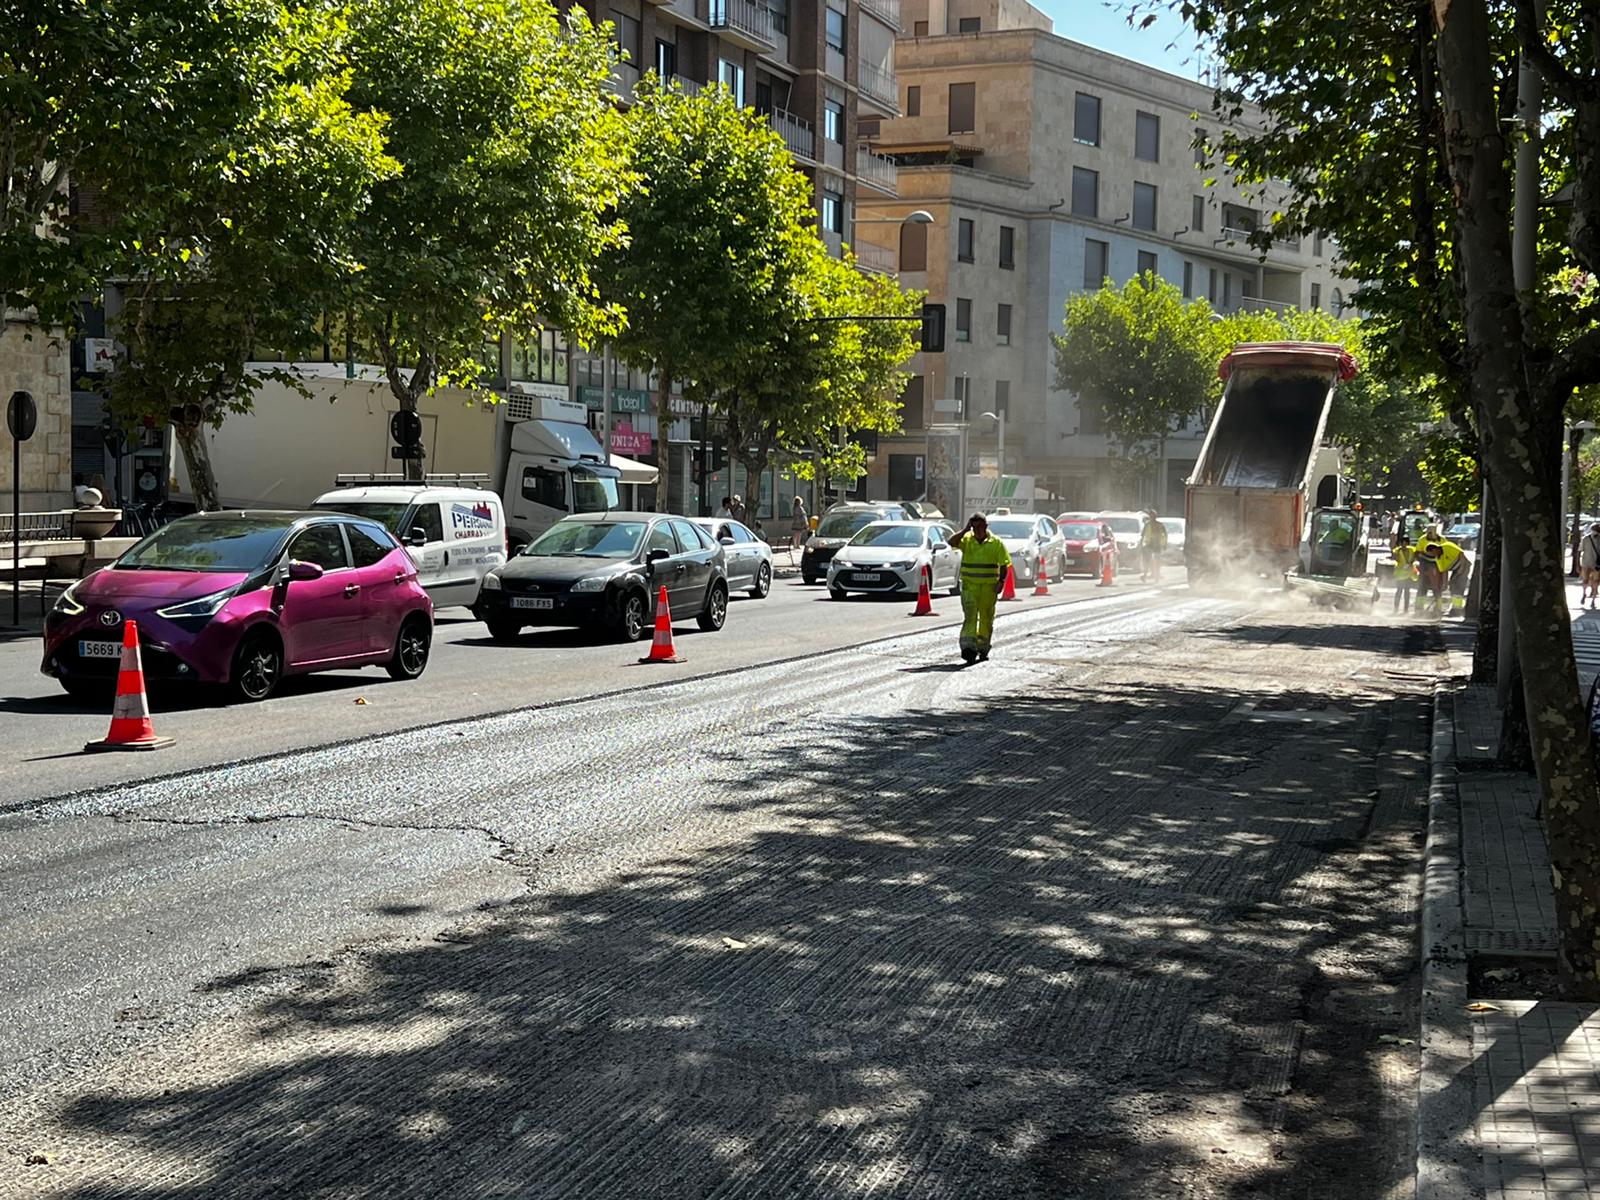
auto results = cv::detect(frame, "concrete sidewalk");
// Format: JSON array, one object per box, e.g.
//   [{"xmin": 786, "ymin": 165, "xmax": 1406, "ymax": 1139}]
[{"xmin": 1424, "ymin": 617, "xmax": 1600, "ymax": 1199}]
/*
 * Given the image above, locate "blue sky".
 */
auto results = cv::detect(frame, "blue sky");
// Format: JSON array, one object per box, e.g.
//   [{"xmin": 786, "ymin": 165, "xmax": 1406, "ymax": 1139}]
[{"xmin": 1031, "ymin": 1, "xmax": 1205, "ymax": 81}]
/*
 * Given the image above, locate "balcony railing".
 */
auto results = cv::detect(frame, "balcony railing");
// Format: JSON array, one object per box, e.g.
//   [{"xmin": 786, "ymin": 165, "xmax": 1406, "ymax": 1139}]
[
  {"xmin": 1239, "ymin": 296, "xmax": 1298, "ymax": 314},
  {"xmin": 858, "ymin": 0, "xmax": 900, "ymax": 29},
  {"xmin": 857, "ymin": 59, "xmax": 898, "ymax": 108},
  {"xmin": 708, "ymin": 0, "xmax": 774, "ymax": 45},
  {"xmin": 855, "ymin": 146, "xmax": 897, "ymax": 194},
  {"xmin": 666, "ymin": 74, "xmax": 704, "ymax": 97},
  {"xmin": 852, "ymin": 240, "xmax": 898, "ymax": 275},
  {"xmin": 768, "ymin": 107, "xmax": 815, "ymax": 161}
]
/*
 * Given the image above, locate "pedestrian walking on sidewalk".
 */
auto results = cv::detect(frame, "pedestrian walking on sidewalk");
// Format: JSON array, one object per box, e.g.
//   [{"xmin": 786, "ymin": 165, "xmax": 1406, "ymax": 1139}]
[
  {"xmin": 949, "ymin": 514, "xmax": 1012, "ymax": 664},
  {"xmin": 790, "ymin": 495, "xmax": 809, "ymax": 554},
  {"xmin": 1390, "ymin": 534, "xmax": 1417, "ymax": 614},
  {"xmin": 1582, "ymin": 522, "xmax": 1600, "ymax": 606}
]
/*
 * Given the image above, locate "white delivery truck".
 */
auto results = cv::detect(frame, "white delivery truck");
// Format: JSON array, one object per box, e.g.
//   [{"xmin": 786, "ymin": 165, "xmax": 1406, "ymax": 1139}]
[
  {"xmin": 312, "ymin": 478, "xmax": 508, "ymax": 608},
  {"xmin": 170, "ymin": 367, "xmax": 632, "ymax": 553}
]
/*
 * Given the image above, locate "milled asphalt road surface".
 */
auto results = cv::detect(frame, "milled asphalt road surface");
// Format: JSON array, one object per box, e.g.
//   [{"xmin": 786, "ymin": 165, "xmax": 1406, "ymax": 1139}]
[
  {"xmin": 1, "ymin": 586, "xmax": 1443, "ymax": 1198},
  {"xmin": 0, "ymin": 571, "xmax": 1108, "ymax": 806}
]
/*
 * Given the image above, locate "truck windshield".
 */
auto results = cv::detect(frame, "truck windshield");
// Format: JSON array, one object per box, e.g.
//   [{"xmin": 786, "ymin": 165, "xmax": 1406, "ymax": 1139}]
[
  {"xmin": 571, "ymin": 468, "xmax": 619, "ymax": 513},
  {"xmin": 312, "ymin": 501, "xmax": 410, "ymax": 534}
]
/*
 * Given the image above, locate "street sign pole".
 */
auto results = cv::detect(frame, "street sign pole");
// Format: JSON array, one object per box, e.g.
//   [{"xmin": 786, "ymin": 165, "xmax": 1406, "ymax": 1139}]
[{"xmin": 8, "ymin": 391, "xmax": 39, "ymax": 628}]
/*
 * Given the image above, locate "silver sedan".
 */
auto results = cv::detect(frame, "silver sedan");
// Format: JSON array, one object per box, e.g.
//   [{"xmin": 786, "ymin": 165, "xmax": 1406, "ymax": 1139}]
[{"xmin": 692, "ymin": 517, "xmax": 775, "ymax": 598}]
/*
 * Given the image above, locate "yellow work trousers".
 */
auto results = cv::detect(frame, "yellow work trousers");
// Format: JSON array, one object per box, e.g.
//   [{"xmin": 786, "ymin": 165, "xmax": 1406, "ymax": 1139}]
[{"xmin": 960, "ymin": 585, "xmax": 998, "ymax": 655}]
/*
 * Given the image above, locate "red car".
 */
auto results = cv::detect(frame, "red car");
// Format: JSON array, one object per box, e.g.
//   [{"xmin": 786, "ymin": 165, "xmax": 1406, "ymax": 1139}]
[
  {"xmin": 42, "ymin": 511, "xmax": 434, "ymax": 702},
  {"xmin": 1058, "ymin": 520, "xmax": 1107, "ymax": 576}
]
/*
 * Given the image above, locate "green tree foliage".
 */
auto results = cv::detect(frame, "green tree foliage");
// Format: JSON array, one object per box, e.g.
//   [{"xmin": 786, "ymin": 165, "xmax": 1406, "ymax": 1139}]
[
  {"xmin": 101, "ymin": 3, "xmax": 395, "ymax": 510},
  {"xmin": 1, "ymin": 0, "xmax": 338, "ymax": 324},
  {"xmin": 719, "ymin": 246, "xmax": 921, "ymax": 514},
  {"xmin": 344, "ymin": 0, "xmax": 628, "ymax": 478},
  {"xmin": 1052, "ymin": 272, "xmax": 1223, "ymax": 471},
  {"xmin": 601, "ymin": 80, "xmax": 817, "ymax": 510}
]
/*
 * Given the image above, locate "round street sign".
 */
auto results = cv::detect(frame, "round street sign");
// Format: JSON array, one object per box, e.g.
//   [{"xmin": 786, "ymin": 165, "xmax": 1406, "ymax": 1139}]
[
  {"xmin": 7, "ymin": 391, "xmax": 37, "ymax": 442},
  {"xmin": 390, "ymin": 409, "xmax": 423, "ymax": 446}
]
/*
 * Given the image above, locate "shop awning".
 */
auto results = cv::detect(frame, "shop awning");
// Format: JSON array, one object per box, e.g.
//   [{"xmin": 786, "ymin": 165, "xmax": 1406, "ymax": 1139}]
[{"xmin": 610, "ymin": 453, "xmax": 659, "ymax": 486}]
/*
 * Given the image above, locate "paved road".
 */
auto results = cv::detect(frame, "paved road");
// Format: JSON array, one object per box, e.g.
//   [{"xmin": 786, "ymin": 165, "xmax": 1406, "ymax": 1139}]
[
  {"xmin": 2, "ymin": 587, "xmax": 1441, "ymax": 1197},
  {"xmin": 0, "ymin": 572, "xmax": 1115, "ymax": 807}
]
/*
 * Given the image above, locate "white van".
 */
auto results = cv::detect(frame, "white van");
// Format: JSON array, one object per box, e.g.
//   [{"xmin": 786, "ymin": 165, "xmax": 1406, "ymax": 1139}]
[{"xmin": 313, "ymin": 476, "xmax": 507, "ymax": 609}]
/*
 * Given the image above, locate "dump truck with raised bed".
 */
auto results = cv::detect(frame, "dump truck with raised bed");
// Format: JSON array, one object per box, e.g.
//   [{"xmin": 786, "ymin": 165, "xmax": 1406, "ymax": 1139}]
[{"xmin": 1185, "ymin": 341, "xmax": 1358, "ymax": 582}]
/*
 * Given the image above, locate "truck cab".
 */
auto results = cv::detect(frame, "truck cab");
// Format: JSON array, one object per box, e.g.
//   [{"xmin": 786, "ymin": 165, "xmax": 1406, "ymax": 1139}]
[{"xmin": 501, "ymin": 393, "xmax": 622, "ymax": 554}]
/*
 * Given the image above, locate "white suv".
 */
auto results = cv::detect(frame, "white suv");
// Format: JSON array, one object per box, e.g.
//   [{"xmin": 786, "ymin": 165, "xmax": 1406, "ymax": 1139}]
[{"xmin": 313, "ymin": 481, "xmax": 507, "ymax": 609}]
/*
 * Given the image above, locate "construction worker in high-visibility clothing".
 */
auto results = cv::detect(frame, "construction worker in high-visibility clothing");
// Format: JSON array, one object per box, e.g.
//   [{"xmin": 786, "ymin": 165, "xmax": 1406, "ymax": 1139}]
[
  {"xmin": 1416, "ymin": 539, "xmax": 1469, "ymax": 617},
  {"xmin": 1389, "ymin": 534, "xmax": 1418, "ymax": 614},
  {"xmin": 949, "ymin": 513, "xmax": 1013, "ymax": 664}
]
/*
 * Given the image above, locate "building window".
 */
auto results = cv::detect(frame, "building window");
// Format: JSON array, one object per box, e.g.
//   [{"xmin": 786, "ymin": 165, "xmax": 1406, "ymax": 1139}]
[
  {"xmin": 1071, "ymin": 166, "xmax": 1098, "ymax": 218},
  {"xmin": 825, "ymin": 99, "xmax": 845, "ymax": 143},
  {"xmin": 957, "ymin": 218, "xmax": 974, "ymax": 262},
  {"xmin": 512, "ymin": 327, "xmax": 568, "ymax": 383},
  {"xmin": 900, "ymin": 220, "xmax": 927, "ymax": 271},
  {"xmin": 1332, "ymin": 287, "xmax": 1343, "ymax": 313},
  {"xmin": 902, "ymin": 375, "xmax": 925, "ymax": 430},
  {"xmin": 822, "ymin": 191, "xmax": 844, "ymax": 235},
  {"xmin": 1135, "ymin": 110, "xmax": 1160, "ymax": 162},
  {"xmin": 611, "ymin": 10, "xmax": 641, "ymax": 62},
  {"xmin": 953, "ymin": 374, "xmax": 972, "ymax": 418},
  {"xmin": 997, "ymin": 303, "xmax": 1012, "ymax": 345},
  {"xmin": 769, "ymin": 0, "xmax": 789, "ymax": 35},
  {"xmin": 906, "ymin": 85, "xmax": 921, "ymax": 116},
  {"xmin": 948, "ymin": 82, "xmax": 976, "ymax": 134},
  {"xmin": 1194, "ymin": 128, "xmax": 1207, "ymax": 167},
  {"xmin": 913, "ymin": 19, "xmax": 928, "ymax": 34},
  {"xmin": 1132, "ymin": 182, "xmax": 1157, "ymax": 231},
  {"xmin": 826, "ymin": 7, "xmax": 846, "ymax": 52},
  {"xmin": 718, "ymin": 58, "xmax": 745, "ymax": 106},
  {"xmin": 1310, "ymin": 282, "xmax": 1322, "ymax": 309},
  {"xmin": 999, "ymin": 225, "xmax": 1015, "ymax": 269},
  {"xmin": 1084, "ymin": 239, "xmax": 1108, "ymax": 290},
  {"xmin": 1223, "ymin": 273, "xmax": 1232, "ymax": 306},
  {"xmin": 958, "ymin": 16, "xmax": 980, "ymax": 31},
  {"xmin": 994, "ymin": 379, "xmax": 1009, "ymax": 418},
  {"xmin": 1182, "ymin": 260, "xmax": 1194, "ymax": 298},
  {"xmin": 655, "ymin": 38, "xmax": 676, "ymax": 79},
  {"xmin": 955, "ymin": 297, "xmax": 971, "ymax": 342},
  {"xmin": 1191, "ymin": 194, "xmax": 1205, "ymax": 233},
  {"xmin": 1137, "ymin": 250, "xmax": 1158, "ymax": 277},
  {"xmin": 1074, "ymin": 92, "xmax": 1101, "ymax": 146},
  {"xmin": 1208, "ymin": 267, "xmax": 1218, "ymax": 302},
  {"xmin": 1314, "ymin": 231, "xmax": 1325, "ymax": 257}
]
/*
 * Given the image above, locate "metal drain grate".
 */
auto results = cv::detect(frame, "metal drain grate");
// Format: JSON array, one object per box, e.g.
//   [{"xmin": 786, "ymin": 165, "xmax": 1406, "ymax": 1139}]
[{"xmin": 1465, "ymin": 929, "xmax": 1559, "ymax": 957}]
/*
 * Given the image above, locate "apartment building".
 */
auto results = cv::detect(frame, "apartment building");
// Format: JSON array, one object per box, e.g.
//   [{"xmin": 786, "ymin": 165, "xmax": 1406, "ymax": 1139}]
[{"xmin": 854, "ymin": 0, "xmax": 1346, "ymax": 513}]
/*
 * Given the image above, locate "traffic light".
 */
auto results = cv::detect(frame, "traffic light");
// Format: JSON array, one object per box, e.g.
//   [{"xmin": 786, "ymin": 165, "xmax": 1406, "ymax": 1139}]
[
  {"xmin": 711, "ymin": 440, "xmax": 727, "ymax": 472},
  {"xmin": 920, "ymin": 303, "xmax": 945, "ymax": 354},
  {"xmin": 390, "ymin": 409, "xmax": 425, "ymax": 462}
]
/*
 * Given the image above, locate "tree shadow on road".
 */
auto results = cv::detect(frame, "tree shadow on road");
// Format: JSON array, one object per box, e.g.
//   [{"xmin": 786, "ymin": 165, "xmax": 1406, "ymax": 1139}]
[{"xmin": 34, "ymin": 620, "xmax": 1437, "ymax": 1199}]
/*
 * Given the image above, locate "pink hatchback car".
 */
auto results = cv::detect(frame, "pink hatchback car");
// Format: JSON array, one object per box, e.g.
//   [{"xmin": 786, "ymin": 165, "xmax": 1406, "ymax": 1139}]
[{"xmin": 42, "ymin": 511, "xmax": 433, "ymax": 702}]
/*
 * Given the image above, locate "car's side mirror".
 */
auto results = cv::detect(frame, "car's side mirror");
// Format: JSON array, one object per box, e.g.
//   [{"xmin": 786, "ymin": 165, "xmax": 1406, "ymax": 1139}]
[
  {"xmin": 407, "ymin": 527, "xmax": 428, "ymax": 548},
  {"xmin": 286, "ymin": 560, "xmax": 324, "ymax": 582},
  {"xmin": 646, "ymin": 548, "xmax": 670, "ymax": 574},
  {"xmin": 718, "ymin": 535, "xmax": 735, "ymax": 546}
]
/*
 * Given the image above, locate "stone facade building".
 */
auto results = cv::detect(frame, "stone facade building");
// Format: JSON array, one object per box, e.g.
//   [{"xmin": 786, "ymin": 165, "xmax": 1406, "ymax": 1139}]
[
  {"xmin": 855, "ymin": 0, "xmax": 1347, "ymax": 513},
  {"xmin": 1, "ymin": 317, "xmax": 73, "ymax": 510}
]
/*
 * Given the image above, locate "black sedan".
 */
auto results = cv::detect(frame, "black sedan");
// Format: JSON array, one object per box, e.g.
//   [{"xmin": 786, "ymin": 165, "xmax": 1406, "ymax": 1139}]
[{"xmin": 474, "ymin": 512, "xmax": 729, "ymax": 643}]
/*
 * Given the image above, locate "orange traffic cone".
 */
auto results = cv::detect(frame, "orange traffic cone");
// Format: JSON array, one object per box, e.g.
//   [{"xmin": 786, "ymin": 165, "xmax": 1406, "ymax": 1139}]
[
  {"xmin": 1033, "ymin": 558, "xmax": 1051, "ymax": 596},
  {"xmin": 999, "ymin": 564, "xmax": 1020, "ymax": 601},
  {"xmin": 638, "ymin": 585, "xmax": 682, "ymax": 663},
  {"xmin": 1097, "ymin": 547, "xmax": 1115, "ymax": 588},
  {"xmin": 84, "ymin": 621, "xmax": 174, "ymax": 752},
  {"xmin": 910, "ymin": 567, "xmax": 939, "ymax": 616}
]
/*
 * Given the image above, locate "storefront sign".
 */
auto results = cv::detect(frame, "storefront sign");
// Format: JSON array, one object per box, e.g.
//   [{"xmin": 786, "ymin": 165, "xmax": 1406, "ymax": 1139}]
[
  {"xmin": 611, "ymin": 421, "xmax": 653, "ymax": 455},
  {"xmin": 84, "ymin": 338, "xmax": 116, "ymax": 373},
  {"xmin": 577, "ymin": 386, "xmax": 651, "ymax": 414}
]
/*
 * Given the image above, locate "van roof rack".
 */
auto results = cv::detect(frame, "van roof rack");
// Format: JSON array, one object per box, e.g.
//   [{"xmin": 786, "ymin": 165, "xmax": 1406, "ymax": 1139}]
[{"xmin": 333, "ymin": 473, "xmax": 492, "ymax": 488}]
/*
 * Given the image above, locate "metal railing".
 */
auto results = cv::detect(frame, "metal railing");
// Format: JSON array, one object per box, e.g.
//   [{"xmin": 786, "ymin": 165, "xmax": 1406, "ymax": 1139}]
[
  {"xmin": 666, "ymin": 74, "xmax": 704, "ymax": 97},
  {"xmin": 0, "ymin": 511, "xmax": 72, "ymax": 541},
  {"xmin": 708, "ymin": 0, "xmax": 774, "ymax": 43},
  {"xmin": 857, "ymin": 59, "xmax": 898, "ymax": 107},
  {"xmin": 858, "ymin": 0, "xmax": 900, "ymax": 28},
  {"xmin": 852, "ymin": 240, "xmax": 898, "ymax": 275},
  {"xmin": 1238, "ymin": 296, "xmax": 1298, "ymax": 314},
  {"xmin": 855, "ymin": 146, "xmax": 897, "ymax": 193},
  {"xmin": 769, "ymin": 107, "xmax": 815, "ymax": 160},
  {"xmin": 1218, "ymin": 225, "xmax": 1257, "ymax": 243}
]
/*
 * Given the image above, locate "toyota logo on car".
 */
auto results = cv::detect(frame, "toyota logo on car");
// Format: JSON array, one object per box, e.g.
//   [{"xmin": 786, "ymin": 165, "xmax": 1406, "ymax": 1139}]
[{"xmin": 99, "ymin": 610, "xmax": 121, "ymax": 627}]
